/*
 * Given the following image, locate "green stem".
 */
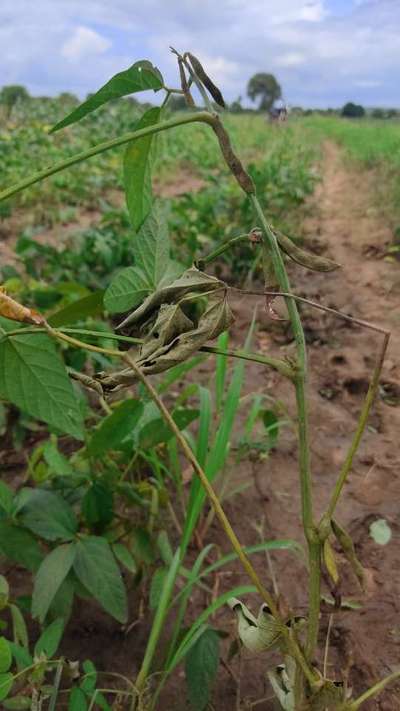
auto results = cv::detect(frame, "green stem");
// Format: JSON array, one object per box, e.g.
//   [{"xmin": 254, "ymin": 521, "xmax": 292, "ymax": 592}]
[
  {"xmin": 323, "ymin": 332, "xmax": 389, "ymax": 523},
  {"xmin": 345, "ymin": 670, "xmax": 400, "ymax": 710},
  {"xmin": 1, "ymin": 326, "xmax": 294, "ymax": 379},
  {"xmin": 250, "ymin": 194, "xmax": 319, "ymax": 663},
  {"xmin": 0, "ymin": 111, "xmax": 214, "ymax": 204},
  {"xmin": 199, "ymin": 233, "xmax": 249, "ymax": 266},
  {"xmin": 122, "ymin": 352, "xmax": 317, "ymax": 689}
]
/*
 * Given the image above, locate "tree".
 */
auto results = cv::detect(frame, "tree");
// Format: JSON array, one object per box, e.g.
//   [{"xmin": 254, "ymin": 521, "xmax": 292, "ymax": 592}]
[
  {"xmin": 371, "ymin": 108, "xmax": 385, "ymax": 119},
  {"xmin": 0, "ymin": 85, "xmax": 29, "ymax": 117},
  {"xmin": 58, "ymin": 92, "xmax": 79, "ymax": 105},
  {"xmin": 229, "ymin": 96, "xmax": 243, "ymax": 113},
  {"xmin": 341, "ymin": 102, "xmax": 365, "ymax": 118},
  {"xmin": 247, "ymin": 73, "xmax": 281, "ymax": 112},
  {"xmin": 169, "ymin": 95, "xmax": 188, "ymax": 111}
]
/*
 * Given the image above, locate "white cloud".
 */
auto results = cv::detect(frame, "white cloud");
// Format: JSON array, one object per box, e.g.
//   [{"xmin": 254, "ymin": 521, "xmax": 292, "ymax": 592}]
[
  {"xmin": 275, "ymin": 52, "xmax": 306, "ymax": 67},
  {"xmin": 299, "ymin": 1, "xmax": 326, "ymax": 22},
  {"xmin": 0, "ymin": 0, "xmax": 399, "ymax": 106},
  {"xmin": 61, "ymin": 26, "xmax": 111, "ymax": 62}
]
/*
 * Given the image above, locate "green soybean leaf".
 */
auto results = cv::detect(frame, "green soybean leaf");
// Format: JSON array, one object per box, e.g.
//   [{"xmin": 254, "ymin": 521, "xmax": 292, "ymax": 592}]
[
  {"xmin": 0, "ymin": 576, "xmax": 9, "ymax": 610},
  {"xmin": 48, "ymin": 291, "xmax": 104, "ymax": 327},
  {"xmin": 8, "ymin": 643, "xmax": 32, "ymax": 671},
  {"xmin": 104, "ymin": 206, "xmax": 182, "ymax": 314},
  {"xmin": 68, "ymin": 687, "xmax": 87, "ymax": 711},
  {"xmin": 261, "ymin": 409, "xmax": 280, "ymax": 448},
  {"xmin": 0, "ymin": 481, "xmax": 13, "ymax": 514},
  {"xmin": 34, "ymin": 618, "xmax": 64, "ymax": 658},
  {"xmin": 17, "ymin": 489, "xmax": 78, "ymax": 542},
  {"xmin": 0, "ymin": 334, "xmax": 84, "ymax": 440},
  {"xmin": 137, "ymin": 408, "xmax": 199, "ymax": 450},
  {"xmin": 80, "ymin": 659, "xmax": 97, "ymax": 695},
  {"xmin": 124, "ymin": 107, "xmax": 161, "ymax": 231},
  {"xmin": 0, "ymin": 521, "xmax": 43, "ymax": 571},
  {"xmin": 82, "ymin": 483, "xmax": 113, "ymax": 529},
  {"xmin": 43, "ymin": 439, "xmax": 74, "ymax": 477},
  {"xmin": 50, "ymin": 60, "xmax": 164, "ymax": 133},
  {"xmin": 88, "ymin": 399, "xmax": 143, "ymax": 457},
  {"xmin": 32, "ymin": 544, "xmax": 76, "ymax": 623},
  {"xmin": 73, "ymin": 537, "xmax": 127, "ymax": 623},
  {"xmin": 0, "ymin": 637, "xmax": 12, "ymax": 673},
  {"xmin": 103, "ymin": 265, "xmax": 150, "ymax": 314},
  {"xmin": 3, "ymin": 696, "xmax": 32, "ymax": 709},
  {"xmin": 185, "ymin": 627, "xmax": 220, "ymax": 711},
  {"xmin": 48, "ymin": 577, "xmax": 75, "ymax": 623},
  {"xmin": 10, "ymin": 604, "xmax": 28, "ymax": 649},
  {"xmin": 111, "ymin": 544, "xmax": 137, "ymax": 574},
  {"xmin": 0, "ymin": 672, "xmax": 13, "ymax": 701},
  {"xmin": 134, "ymin": 206, "xmax": 179, "ymax": 289}
]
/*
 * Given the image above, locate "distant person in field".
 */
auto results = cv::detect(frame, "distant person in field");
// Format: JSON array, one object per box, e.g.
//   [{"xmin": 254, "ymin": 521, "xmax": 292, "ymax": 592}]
[{"xmin": 269, "ymin": 99, "xmax": 288, "ymax": 122}]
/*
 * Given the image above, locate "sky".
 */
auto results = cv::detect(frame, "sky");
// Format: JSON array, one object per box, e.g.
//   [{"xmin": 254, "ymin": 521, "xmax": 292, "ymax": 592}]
[{"xmin": 1, "ymin": 0, "xmax": 399, "ymax": 108}]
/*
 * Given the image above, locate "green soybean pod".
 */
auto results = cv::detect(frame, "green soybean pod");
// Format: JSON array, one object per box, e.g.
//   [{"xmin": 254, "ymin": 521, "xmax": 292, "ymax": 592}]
[{"xmin": 275, "ymin": 230, "xmax": 340, "ymax": 272}]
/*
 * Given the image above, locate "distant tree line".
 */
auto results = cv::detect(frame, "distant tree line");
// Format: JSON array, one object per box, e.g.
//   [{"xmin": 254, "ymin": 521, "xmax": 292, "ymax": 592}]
[{"xmin": 1, "ymin": 81, "xmax": 399, "ymax": 121}]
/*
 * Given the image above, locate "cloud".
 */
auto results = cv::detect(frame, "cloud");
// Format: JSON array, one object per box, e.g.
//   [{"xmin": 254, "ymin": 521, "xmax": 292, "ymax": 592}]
[
  {"xmin": 0, "ymin": 0, "xmax": 399, "ymax": 106},
  {"xmin": 275, "ymin": 52, "xmax": 306, "ymax": 67},
  {"xmin": 61, "ymin": 27, "xmax": 111, "ymax": 62},
  {"xmin": 354, "ymin": 79, "xmax": 382, "ymax": 89}
]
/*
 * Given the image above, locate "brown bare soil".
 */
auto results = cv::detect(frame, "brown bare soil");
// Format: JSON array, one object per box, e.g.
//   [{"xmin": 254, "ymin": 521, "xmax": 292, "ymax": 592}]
[{"xmin": 0, "ymin": 168, "xmax": 204, "ymax": 265}]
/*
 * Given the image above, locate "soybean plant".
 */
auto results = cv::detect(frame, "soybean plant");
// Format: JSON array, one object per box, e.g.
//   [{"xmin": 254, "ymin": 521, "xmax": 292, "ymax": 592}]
[{"xmin": 0, "ymin": 49, "xmax": 394, "ymax": 710}]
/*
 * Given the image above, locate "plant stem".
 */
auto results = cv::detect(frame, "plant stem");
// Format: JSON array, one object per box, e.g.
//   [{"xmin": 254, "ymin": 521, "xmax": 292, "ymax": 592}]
[
  {"xmin": 122, "ymin": 351, "xmax": 317, "ymax": 688},
  {"xmin": 199, "ymin": 233, "xmax": 249, "ymax": 266},
  {"xmin": 0, "ymin": 111, "xmax": 214, "ymax": 204},
  {"xmin": 323, "ymin": 332, "xmax": 389, "ymax": 522},
  {"xmin": 345, "ymin": 670, "xmax": 400, "ymax": 710},
  {"xmin": 250, "ymin": 194, "xmax": 319, "ymax": 663},
  {"xmin": 3, "ymin": 327, "xmax": 294, "ymax": 380}
]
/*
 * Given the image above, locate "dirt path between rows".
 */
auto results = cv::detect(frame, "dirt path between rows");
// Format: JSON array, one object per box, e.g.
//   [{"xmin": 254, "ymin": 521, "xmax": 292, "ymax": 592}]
[{"xmin": 205, "ymin": 140, "xmax": 400, "ymax": 710}]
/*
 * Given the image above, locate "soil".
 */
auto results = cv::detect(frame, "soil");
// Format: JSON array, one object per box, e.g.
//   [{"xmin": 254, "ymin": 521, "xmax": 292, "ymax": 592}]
[{"xmin": 1, "ymin": 143, "xmax": 400, "ymax": 709}]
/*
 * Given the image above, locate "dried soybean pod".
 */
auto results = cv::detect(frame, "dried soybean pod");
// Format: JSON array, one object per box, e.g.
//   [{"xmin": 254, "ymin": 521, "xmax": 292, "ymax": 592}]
[
  {"xmin": 275, "ymin": 230, "xmax": 340, "ymax": 272},
  {"xmin": 332, "ymin": 518, "xmax": 365, "ymax": 590},
  {"xmin": 185, "ymin": 52, "xmax": 226, "ymax": 108},
  {"xmin": 0, "ymin": 287, "xmax": 45, "ymax": 325},
  {"xmin": 211, "ymin": 119, "xmax": 255, "ymax": 194},
  {"xmin": 178, "ymin": 58, "xmax": 195, "ymax": 107}
]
